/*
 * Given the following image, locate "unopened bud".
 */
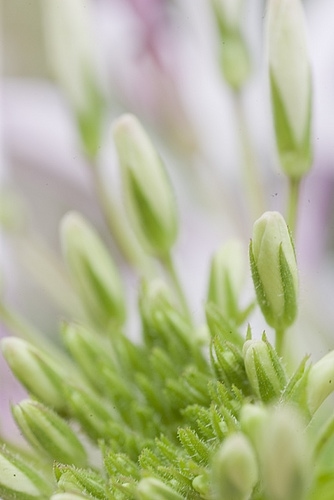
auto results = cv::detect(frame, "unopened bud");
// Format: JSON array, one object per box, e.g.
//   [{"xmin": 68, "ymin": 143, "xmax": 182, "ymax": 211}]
[
  {"xmin": 211, "ymin": 0, "xmax": 251, "ymax": 89},
  {"xmin": 212, "ymin": 433, "xmax": 258, "ymax": 500},
  {"xmin": 12, "ymin": 400, "xmax": 87, "ymax": 467},
  {"xmin": 1, "ymin": 337, "xmax": 69, "ymax": 412},
  {"xmin": 113, "ymin": 114, "xmax": 178, "ymax": 256},
  {"xmin": 207, "ymin": 239, "xmax": 246, "ymax": 325},
  {"xmin": 243, "ymin": 335, "xmax": 287, "ymax": 402},
  {"xmin": 0, "ymin": 445, "xmax": 52, "ymax": 498},
  {"xmin": 307, "ymin": 350, "xmax": 334, "ymax": 414},
  {"xmin": 137, "ymin": 477, "xmax": 183, "ymax": 500},
  {"xmin": 259, "ymin": 405, "xmax": 311, "ymax": 500},
  {"xmin": 267, "ymin": 0, "xmax": 312, "ymax": 178},
  {"xmin": 61, "ymin": 212, "xmax": 126, "ymax": 329},
  {"xmin": 249, "ymin": 211, "xmax": 298, "ymax": 331}
]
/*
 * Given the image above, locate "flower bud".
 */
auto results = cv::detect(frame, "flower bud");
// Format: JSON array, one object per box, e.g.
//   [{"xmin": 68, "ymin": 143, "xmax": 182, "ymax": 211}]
[
  {"xmin": 207, "ymin": 239, "xmax": 247, "ymax": 325},
  {"xmin": 61, "ymin": 212, "xmax": 126, "ymax": 330},
  {"xmin": 307, "ymin": 350, "xmax": 334, "ymax": 414},
  {"xmin": 259, "ymin": 405, "xmax": 311, "ymax": 500},
  {"xmin": 42, "ymin": 0, "xmax": 104, "ymax": 159},
  {"xmin": 211, "ymin": 0, "xmax": 251, "ymax": 90},
  {"xmin": 113, "ymin": 114, "xmax": 178, "ymax": 256},
  {"xmin": 212, "ymin": 433, "xmax": 258, "ymax": 500},
  {"xmin": 249, "ymin": 211, "xmax": 298, "ymax": 331},
  {"xmin": 54, "ymin": 464, "xmax": 106, "ymax": 499},
  {"xmin": 267, "ymin": 0, "xmax": 312, "ymax": 178},
  {"xmin": 137, "ymin": 477, "xmax": 183, "ymax": 500},
  {"xmin": 240, "ymin": 403, "xmax": 269, "ymax": 451},
  {"xmin": 0, "ymin": 446, "xmax": 52, "ymax": 498},
  {"xmin": 243, "ymin": 335, "xmax": 287, "ymax": 402},
  {"xmin": 1, "ymin": 337, "xmax": 69, "ymax": 412},
  {"xmin": 12, "ymin": 400, "xmax": 87, "ymax": 467}
]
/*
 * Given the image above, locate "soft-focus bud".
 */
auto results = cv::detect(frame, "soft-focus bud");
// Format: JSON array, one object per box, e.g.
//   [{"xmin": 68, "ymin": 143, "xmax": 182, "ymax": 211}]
[
  {"xmin": 243, "ymin": 335, "xmax": 287, "ymax": 402},
  {"xmin": 61, "ymin": 212, "xmax": 126, "ymax": 330},
  {"xmin": 307, "ymin": 350, "xmax": 334, "ymax": 414},
  {"xmin": 12, "ymin": 400, "xmax": 87, "ymax": 467},
  {"xmin": 1, "ymin": 337, "xmax": 69, "ymax": 412},
  {"xmin": 240, "ymin": 403, "xmax": 269, "ymax": 451},
  {"xmin": 249, "ymin": 211, "xmax": 298, "ymax": 331},
  {"xmin": 207, "ymin": 239, "xmax": 247, "ymax": 325},
  {"xmin": 137, "ymin": 477, "xmax": 183, "ymax": 500},
  {"xmin": 43, "ymin": 0, "xmax": 104, "ymax": 159},
  {"xmin": 113, "ymin": 114, "xmax": 178, "ymax": 256},
  {"xmin": 212, "ymin": 433, "xmax": 258, "ymax": 500},
  {"xmin": 0, "ymin": 446, "xmax": 52, "ymax": 499},
  {"xmin": 211, "ymin": 0, "xmax": 251, "ymax": 89},
  {"xmin": 267, "ymin": 0, "xmax": 312, "ymax": 178},
  {"xmin": 259, "ymin": 405, "xmax": 311, "ymax": 500}
]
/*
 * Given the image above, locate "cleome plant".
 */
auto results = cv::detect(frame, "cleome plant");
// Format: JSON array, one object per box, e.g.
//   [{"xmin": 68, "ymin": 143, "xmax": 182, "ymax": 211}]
[{"xmin": 1, "ymin": 1, "xmax": 334, "ymax": 500}]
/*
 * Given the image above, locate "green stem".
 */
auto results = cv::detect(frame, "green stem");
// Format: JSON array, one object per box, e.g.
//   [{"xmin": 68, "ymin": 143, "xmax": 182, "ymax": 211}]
[
  {"xmin": 275, "ymin": 328, "xmax": 285, "ymax": 357},
  {"xmin": 286, "ymin": 177, "xmax": 301, "ymax": 237},
  {"xmin": 160, "ymin": 253, "xmax": 192, "ymax": 324},
  {"xmin": 232, "ymin": 91, "xmax": 266, "ymax": 221}
]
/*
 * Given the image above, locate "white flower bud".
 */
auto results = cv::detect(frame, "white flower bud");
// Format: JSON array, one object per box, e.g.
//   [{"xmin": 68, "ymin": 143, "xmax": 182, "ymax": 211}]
[
  {"xmin": 267, "ymin": 0, "xmax": 312, "ymax": 178},
  {"xmin": 61, "ymin": 212, "xmax": 126, "ymax": 329},
  {"xmin": 113, "ymin": 114, "xmax": 178, "ymax": 256},
  {"xmin": 250, "ymin": 211, "xmax": 298, "ymax": 331},
  {"xmin": 307, "ymin": 350, "xmax": 334, "ymax": 414}
]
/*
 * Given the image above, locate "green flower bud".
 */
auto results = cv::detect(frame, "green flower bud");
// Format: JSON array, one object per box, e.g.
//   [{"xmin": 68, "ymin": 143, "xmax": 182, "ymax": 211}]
[
  {"xmin": 207, "ymin": 239, "xmax": 247, "ymax": 325},
  {"xmin": 12, "ymin": 400, "xmax": 87, "ymax": 467},
  {"xmin": 113, "ymin": 114, "xmax": 178, "ymax": 256},
  {"xmin": 54, "ymin": 464, "xmax": 106, "ymax": 499},
  {"xmin": 243, "ymin": 334, "xmax": 287, "ymax": 402},
  {"xmin": 211, "ymin": 0, "xmax": 251, "ymax": 90},
  {"xmin": 212, "ymin": 433, "xmax": 258, "ymax": 500},
  {"xmin": 249, "ymin": 211, "xmax": 298, "ymax": 331},
  {"xmin": 61, "ymin": 212, "xmax": 126, "ymax": 330},
  {"xmin": 267, "ymin": 0, "xmax": 312, "ymax": 178},
  {"xmin": 1, "ymin": 337, "xmax": 69, "ymax": 412},
  {"xmin": 240, "ymin": 403, "xmax": 269, "ymax": 451},
  {"xmin": 259, "ymin": 405, "xmax": 311, "ymax": 500},
  {"xmin": 137, "ymin": 477, "xmax": 183, "ymax": 500},
  {"xmin": 0, "ymin": 446, "xmax": 53, "ymax": 499},
  {"xmin": 307, "ymin": 350, "xmax": 334, "ymax": 414},
  {"xmin": 42, "ymin": 1, "xmax": 104, "ymax": 159}
]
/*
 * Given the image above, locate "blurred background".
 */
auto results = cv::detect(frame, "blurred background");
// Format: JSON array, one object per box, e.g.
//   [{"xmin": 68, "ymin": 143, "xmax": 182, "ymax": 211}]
[{"xmin": 1, "ymin": 0, "xmax": 334, "ymax": 438}]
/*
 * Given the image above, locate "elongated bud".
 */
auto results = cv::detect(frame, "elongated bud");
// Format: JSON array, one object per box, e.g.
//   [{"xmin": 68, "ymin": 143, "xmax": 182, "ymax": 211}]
[
  {"xmin": 207, "ymin": 239, "xmax": 246, "ymax": 325},
  {"xmin": 0, "ymin": 445, "xmax": 52, "ymax": 499},
  {"xmin": 212, "ymin": 433, "xmax": 258, "ymax": 500},
  {"xmin": 307, "ymin": 350, "xmax": 334, "ymax": 414},
  {"xmin": 113, "ymin": 114, "xmax": 178, "ymax": 256},
  {"xmin": 211, "ymin": 0, "xmax": 251, "ymax": 89},
  {"xmin": 1, "ymin": 337, "xmax": 69, "ymax": 412},
  {"xmin": 43, "ymin": 0, "xmax": 104, "ymax": 159},
  {"xmin": 12, "ymin": 400, "xmax": 87, "ymax": 467},
  {"xmin": 243, "ymin": 334, "xmax": 287, "ymax": 402},
  {"xmin": 137, "ymin": 477, "xmax": 183, "ymax": 500},
  {"xmin": 267, "ymin": 0, "xmax": 312, "ymax": 178},
  {"xmin": 61, "ymin": 212, "xmax": 126, "ymax": 330},
  {"xmin": 240, "ymin": 403, "xmax": 269, "ymax": 451},
  {"xmin": 249, "ymin": 211, "xmax": 298, "ymax": 331},
  {"xmin": 259, "ymin": 405, "xmax": 311, "ymax": 500}
]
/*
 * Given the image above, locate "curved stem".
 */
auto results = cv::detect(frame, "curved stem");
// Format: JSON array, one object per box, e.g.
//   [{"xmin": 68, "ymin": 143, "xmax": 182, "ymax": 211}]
[
  {"xmin": 286, "ymin": 177, "xmax": 301, "ymax": 237},
  {"xmin": 232, "ymin": 91, "xmax": 266, "ymax": 221},
  {"xmin": 160, "ymin": 252, "xmax": 192, "ymax": 324}
]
